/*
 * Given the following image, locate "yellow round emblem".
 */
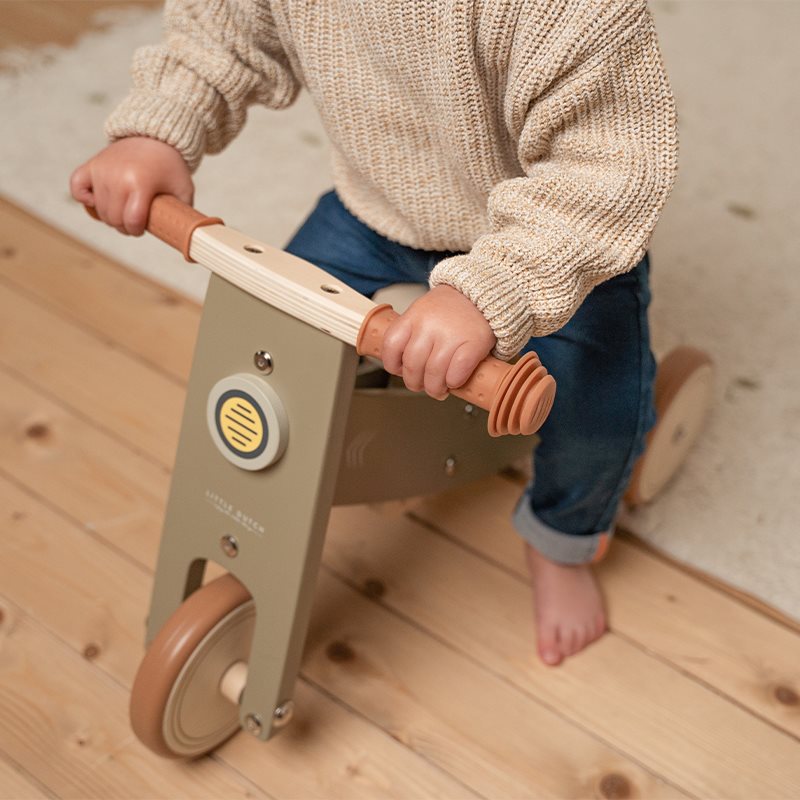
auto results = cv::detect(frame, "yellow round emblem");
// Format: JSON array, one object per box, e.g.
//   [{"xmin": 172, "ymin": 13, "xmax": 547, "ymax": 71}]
[{"xmin": 218, "ymin": 395, "xmax": 264, "ymax": 454}]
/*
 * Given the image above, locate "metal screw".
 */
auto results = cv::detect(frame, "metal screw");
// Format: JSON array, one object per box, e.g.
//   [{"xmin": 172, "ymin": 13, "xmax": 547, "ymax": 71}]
[
  {"xmin": 464, "ymin": 403, "xmax": 478, "ymax": 418},
  {"xmin": 244, "ymin": 713, "xmax": 263, "ymax": 736},
  {"xmin": 444, "ymin": 457, "xmax": 457, "ymax": 477},
  {"xmin": 220, "ymin": 534, "xmax": 239, "ymax": 558},
  {"xmin": 273, "ymin": 699, "xmax": 295, "ymax": 728},
  {"xmin": 254, "ymin": 351, "xmax": 274, "ymax": 374}
]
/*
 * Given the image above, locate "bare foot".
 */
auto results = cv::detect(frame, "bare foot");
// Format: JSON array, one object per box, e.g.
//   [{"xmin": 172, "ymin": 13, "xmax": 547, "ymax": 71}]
[{"xmin": 524, "ymin": 542, "xmax": 608, "ymax": 666}]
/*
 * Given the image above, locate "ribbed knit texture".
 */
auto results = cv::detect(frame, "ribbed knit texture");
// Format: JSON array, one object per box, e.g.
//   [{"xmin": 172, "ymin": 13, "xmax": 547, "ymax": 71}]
[{"xmin": 105, "ymin": 0, "xmax": 678, "ymax": 359}]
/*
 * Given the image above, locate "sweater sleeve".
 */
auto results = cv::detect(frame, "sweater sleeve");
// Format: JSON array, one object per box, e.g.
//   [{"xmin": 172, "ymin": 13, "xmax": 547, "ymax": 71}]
[
  {"xmin": 104, "ymin": 0, "xmax": 301, "ymax": 173},
  {"xmin": 428, "ymin": 5, "xmax": 678, "ymax": 360}
]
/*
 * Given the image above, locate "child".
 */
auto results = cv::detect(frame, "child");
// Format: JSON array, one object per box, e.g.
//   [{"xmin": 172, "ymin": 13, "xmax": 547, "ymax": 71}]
[{"xmin": 70, "ymin": 0, "xmax": 677, "ymax": 667}]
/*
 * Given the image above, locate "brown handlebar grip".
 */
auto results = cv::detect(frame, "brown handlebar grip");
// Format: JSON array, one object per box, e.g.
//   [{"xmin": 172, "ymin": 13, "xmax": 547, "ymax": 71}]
[
  {"xmin": 356, "ymin": 304, "xmax": 556, "ymax": 436},
  {"xmin": 84, "ymin": 195, "xmax": 223, "ymax": 262}
]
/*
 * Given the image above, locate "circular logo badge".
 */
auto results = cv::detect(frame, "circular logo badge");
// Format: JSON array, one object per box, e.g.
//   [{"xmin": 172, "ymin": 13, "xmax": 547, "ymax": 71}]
[
  {"xmin": 215, "ymin": 389, "xmax": 268, "ymax": 459},
  {"xmin": 207, "ymin": 374, "xmax": 288, "ymax": 471}
]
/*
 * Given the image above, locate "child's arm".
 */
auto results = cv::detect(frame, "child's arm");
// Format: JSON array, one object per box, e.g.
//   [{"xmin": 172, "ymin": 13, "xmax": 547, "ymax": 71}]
[
  {"xmin": 70, "ymin": 0, "xmax": 300, "ymax": 234},
  {"xmin": 384, "ymin": 3, "xmax": 677, "ymax": 398}
]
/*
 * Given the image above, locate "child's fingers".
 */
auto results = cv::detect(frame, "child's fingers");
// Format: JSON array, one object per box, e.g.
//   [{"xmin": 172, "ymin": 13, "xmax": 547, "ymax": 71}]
[
  {"xmin": 69, "ymin": 164, "xmax": 94, "ymax": 205},
  {"xmin": 95, "ymin": 180, "xmax": 129, "ymax": 233},
  {"xmin": 400, "ymin": 334, "xmax": 434, "ymax": 393},
  {"xmin": 445, "ymin": 341, "xmax": 486, "ymax": 389},
  {"xmin": 423, "ymin": 344, "xmax": 454, "ymax": 400},
  {"xmin": 123, "ymin": 191, "xmax": 153, "ymax": 236},
  {"xmin": 107, "ymin": 188, "xmax": 130, "ymax": 233},
  {"xmin": 380, "ymin": 319, "xmax": 412, "ymax": 376},
  {"xmin": 175, "ymin": 185, "xmax": 195, "ymax": 208},
  {"xmin": 92, "ymin": 180, "xmax": 111, "ymax": 223}
]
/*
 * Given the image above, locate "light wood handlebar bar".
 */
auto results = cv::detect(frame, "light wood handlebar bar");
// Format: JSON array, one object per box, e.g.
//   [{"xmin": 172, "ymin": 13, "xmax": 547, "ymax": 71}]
[{"xmin": 84, "ymin": 195, "xmax": 555, "ymax": 435}]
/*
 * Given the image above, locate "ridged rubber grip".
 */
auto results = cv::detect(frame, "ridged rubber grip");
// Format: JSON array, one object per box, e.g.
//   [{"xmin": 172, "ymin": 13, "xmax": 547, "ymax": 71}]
[
  {"xmin": 356, "ymin": 304, "xmax": 556, "ymax": 436},
  {"xmin": 84, "ymin": 195, "xmax": 223, "ymax": 262}
]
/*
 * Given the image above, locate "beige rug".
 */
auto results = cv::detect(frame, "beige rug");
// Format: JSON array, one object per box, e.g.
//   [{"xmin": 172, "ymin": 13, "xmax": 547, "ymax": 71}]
[{"xmin": 1, "ymin": 2, "xmax": 798, "ymax": 621}]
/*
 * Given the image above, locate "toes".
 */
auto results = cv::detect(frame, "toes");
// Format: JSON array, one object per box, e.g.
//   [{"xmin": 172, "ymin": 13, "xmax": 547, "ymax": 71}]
[
  {"xmin": 535, "ymin": 601, "xmax": 608, "ymax": 665},
  {"xmin": 537, "ymin": 623, "xmax": 562, "ymax": 666},
  {"xmin": 559, "ymin": 627, "xmax": 575, "ymax": 657},
  {"xmin": 586, "ymin": 614, "xmax": 608, "ymax": 644},
  {"xmin": 564, "ymin": 626, "xmax": 586, "ymax": 657},
  {"xmin": 594, "ymin": 612, "xmax": 608, "ymax": 638}
]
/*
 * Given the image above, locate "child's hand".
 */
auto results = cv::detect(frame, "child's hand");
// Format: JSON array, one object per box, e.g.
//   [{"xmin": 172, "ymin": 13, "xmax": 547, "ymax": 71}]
[
  {"xmin": 381, "ymin": 284, "xmax": 497, "ymax": 400},
  {"xmin": 70, "ymin": 137, "xmax": 194, "ymax": 236}
]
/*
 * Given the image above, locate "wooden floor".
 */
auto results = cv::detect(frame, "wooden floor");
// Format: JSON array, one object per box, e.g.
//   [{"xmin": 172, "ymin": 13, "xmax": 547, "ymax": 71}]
[{"xmin": 1, "ymin": 197, "xmax": 800, "ymax": 799}]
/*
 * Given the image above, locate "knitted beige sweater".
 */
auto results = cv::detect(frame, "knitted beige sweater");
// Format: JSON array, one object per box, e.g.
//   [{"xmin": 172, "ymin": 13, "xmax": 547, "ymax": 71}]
[{"xmin": 105, "ymin": 0, "xmax": 678, "ymax": 359}]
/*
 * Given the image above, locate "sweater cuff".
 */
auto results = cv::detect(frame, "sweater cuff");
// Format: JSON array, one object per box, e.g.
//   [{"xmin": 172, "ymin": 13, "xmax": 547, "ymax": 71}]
[
  {"xmin": 104, "ymin": 91, "xmax": 207, "ymax": 173},
  {"xmin": 428, "ymin": 252, "xmax": 536, "ymax": 361}
]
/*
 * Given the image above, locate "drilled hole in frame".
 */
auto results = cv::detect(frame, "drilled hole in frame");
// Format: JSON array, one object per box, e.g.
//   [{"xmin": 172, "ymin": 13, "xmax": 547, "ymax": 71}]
[
  {"xmin": 244, "ymin": 245, "xmax": 263, "ymax": 254},
  {"xmin": 320, "ymin": 284, "xmax": 341, "ymax": 294}
]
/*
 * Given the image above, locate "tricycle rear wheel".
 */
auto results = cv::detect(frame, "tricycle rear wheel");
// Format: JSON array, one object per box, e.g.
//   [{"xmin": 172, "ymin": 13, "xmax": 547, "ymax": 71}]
[{"xmin": 625, "ymin": 346, "xmax": 714, "ymax": 507}]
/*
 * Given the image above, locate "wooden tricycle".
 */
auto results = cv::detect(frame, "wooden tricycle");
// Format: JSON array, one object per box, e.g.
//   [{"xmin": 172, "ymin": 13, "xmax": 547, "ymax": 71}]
[{"xmin": 88, "ymin": 196, "xmax": 713, "ymax": 758}]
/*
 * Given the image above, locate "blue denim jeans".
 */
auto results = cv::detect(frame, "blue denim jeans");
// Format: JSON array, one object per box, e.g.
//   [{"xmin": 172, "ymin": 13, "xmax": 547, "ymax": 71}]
[{"xmin": 284, "ymin": 188, "xmax": 658, "ymax": 564}]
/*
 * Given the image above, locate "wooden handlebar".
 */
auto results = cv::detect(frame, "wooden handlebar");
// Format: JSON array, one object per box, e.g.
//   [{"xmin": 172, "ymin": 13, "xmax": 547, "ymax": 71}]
[
  {"xmin": 356, "ymin": 305, "xmax": 555, "ymax": 436},
  {"xmin": 84, "ymin": 195, "xmax": 224, "ymax": 262},
  {"xmin": 85, "ymin": 196, "xmax": 555, "ymax": 435}
]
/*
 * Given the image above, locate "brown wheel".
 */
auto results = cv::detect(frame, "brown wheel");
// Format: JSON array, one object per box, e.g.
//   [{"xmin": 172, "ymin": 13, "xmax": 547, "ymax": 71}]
[
  {"xmin": 625, "ymin": 346, "xmax": 714, "ymax": 507},
  {"xmin": 130, "ymin": 573, "xmax": 255, "ymax": 758}
]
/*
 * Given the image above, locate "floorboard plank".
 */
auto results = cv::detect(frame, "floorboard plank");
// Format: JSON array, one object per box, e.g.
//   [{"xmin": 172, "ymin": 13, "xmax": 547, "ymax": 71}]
[
  {"xmin": 0, "ymin": 753, "xmax": 53, "ymax": 800},
  {"xmin": 0, "ymin": 368, "xmax": 166, "ymax": 570},
  {"xmin": 0, "ymin": 196, "xmax": 198, "ymax": 383},
  {"xmin": 0, "ymin": 281, "xmax": 182, "ymax": 468}
]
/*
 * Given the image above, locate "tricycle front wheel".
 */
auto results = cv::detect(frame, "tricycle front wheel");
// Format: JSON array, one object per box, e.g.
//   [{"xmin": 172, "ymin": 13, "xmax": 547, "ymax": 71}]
[{"xmin": 130, "ymin": 573, "xmax": 254, "ymax": 758}]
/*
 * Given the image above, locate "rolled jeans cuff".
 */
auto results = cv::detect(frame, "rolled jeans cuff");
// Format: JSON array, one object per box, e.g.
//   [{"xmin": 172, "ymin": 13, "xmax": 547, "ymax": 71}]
[{"xmin": 511, "ymin": 493, "xmax": 613, "ymax": 566}]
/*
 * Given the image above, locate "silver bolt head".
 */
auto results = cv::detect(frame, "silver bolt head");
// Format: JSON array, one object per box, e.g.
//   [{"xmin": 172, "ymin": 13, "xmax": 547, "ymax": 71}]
[
  {"xmin": 273, "ymin": 699, "xmax": 295, "ymax": 728},
  {"xmin": 220, "ymin": 534, "xmax": 239, "ymax": 558},
  {"xmin": 444, "ymin": 456, "xmax": 457, "ymax": 477},
  {"xmin": 254, "ymin": 351, "xmax": 274, "ymax": 374},
  {"xmin": 244, "ymin": 713, "xmax": 263, "ymax": 736}
]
